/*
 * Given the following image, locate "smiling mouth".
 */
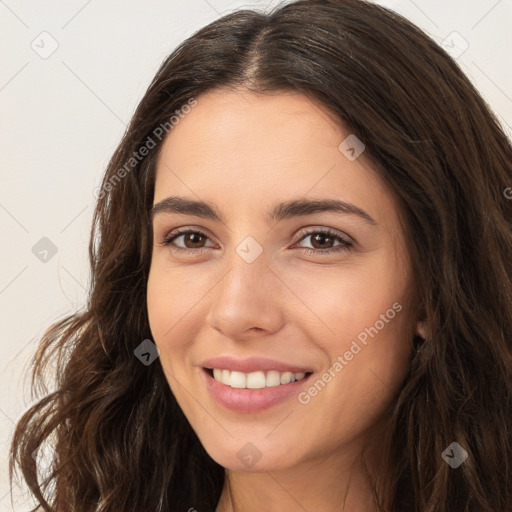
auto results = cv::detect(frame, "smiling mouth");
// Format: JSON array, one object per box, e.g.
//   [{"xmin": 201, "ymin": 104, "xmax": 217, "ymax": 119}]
[{"xmin": 204, "ymin": 368, "xmax": 313, "ymax": 389}]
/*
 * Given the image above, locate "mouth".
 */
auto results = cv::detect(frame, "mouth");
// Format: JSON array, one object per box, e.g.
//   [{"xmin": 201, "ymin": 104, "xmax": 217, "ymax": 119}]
[
  {"xmin": 201, "ymin": 366, "xmax": 314, "ymax": 412},
  {"xmin": 203, "ymin": 367, "xmax": 313, "ymax": 389}
]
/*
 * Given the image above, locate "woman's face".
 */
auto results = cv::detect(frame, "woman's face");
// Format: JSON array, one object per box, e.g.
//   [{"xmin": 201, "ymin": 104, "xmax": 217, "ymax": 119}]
[{"xmin": 147, "ymin": 89, "xmax": 419, "ymax": 472}]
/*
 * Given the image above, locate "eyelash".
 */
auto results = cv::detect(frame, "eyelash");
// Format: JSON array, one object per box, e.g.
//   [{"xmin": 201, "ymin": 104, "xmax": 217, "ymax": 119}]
[{"xmin": 160, "ymin": 227, "xmax": 353, "ymax": 256}]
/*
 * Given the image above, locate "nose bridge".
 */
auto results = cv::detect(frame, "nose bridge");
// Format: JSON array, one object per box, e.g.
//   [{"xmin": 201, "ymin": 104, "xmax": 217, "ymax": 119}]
[
  {"xmin": 206, "ymin": 237, "xmax": 285, "ymax": 336},
  {"xmin": 225, "ymin": 239, "xmax": 268, "ymax": 294}
]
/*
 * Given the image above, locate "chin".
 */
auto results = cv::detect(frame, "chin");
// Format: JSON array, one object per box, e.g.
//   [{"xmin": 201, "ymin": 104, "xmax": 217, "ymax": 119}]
[{"xmin": 200, "ymin": 435, "xmax": 301, "ymax": 472}]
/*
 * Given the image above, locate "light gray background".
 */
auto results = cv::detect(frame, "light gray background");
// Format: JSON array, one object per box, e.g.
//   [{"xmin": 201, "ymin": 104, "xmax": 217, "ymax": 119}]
[{"xmin": 1, "ymin": 1, "xmax": 511, "ymax": 510}]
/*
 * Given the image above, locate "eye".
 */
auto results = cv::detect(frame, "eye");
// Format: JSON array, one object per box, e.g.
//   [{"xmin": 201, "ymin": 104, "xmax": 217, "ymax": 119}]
[
  {"xmin": 161, "ymin": 229, "xmax": 215, "ymax": 252},
  {"xmin": 294, "ymin": 228, "xmax": 353, "ymax": 255},
  {"xmin": 159, "ymin": 227, "xmax": 354, "ymax": 255}
]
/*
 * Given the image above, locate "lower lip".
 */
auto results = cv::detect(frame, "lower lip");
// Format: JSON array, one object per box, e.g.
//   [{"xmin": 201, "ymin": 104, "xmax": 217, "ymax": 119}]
[{"xmin": 202, "ymin": 368, "xmax": 312, "ymax": 413}]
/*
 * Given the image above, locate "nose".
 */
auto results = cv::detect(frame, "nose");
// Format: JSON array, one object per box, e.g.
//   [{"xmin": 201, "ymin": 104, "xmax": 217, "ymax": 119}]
[{"xmin": 205, "ymin": 244, "xmax": 286, "ymax": 340}]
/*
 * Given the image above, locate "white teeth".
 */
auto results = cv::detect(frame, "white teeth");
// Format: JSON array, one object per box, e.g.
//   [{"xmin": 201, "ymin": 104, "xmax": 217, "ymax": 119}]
[
  {"xmin": 246, "ymin": 371, "xmax": 266, "ymax": 389},
  {"xmin": 210, "ymin": 368, "xmax": 309, "ymax": 388},
  {"xmin": 266, "ymin": 370, "xmax": 281, "ymax": 387},
  {"xmin": 230, "ymin": 371, "xmax": 246, "ymax": 388},
  {"xmin": 280, "ymin": 371, "xmax": 293, "ymax": 384}
]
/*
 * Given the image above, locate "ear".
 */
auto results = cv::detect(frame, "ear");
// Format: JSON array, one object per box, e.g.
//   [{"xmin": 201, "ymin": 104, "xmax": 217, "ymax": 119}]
[{"xmin": 416, "ymin": 321, "xmax": 426, "ymax": 339}]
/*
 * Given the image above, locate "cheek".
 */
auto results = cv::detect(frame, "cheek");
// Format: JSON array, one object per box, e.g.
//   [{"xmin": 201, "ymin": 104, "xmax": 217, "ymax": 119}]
[
  {"xmin": 146, "ymin": 260, "xmax": 195, "ymax": 362},
  {"xmin": 146, "ymin": 266, "xmax": 172, "ymax": 343},
  {"xmin": 288, "ymin": 250, "xmax": 407, "ymax": 341},
  {"xmin": 146, "ymin": 256, "xmax": 204, "ymax": 339},
  {"xmin": 287, "ymin": 251, "xmax": 413, "ymax": 410},
  {"xmin": 146, "ymin": 261, "xmax": 203, "ymax": 407},
  {"xmin": 146, "ymin": 256, "xmax": 222, "ymax": 382}
]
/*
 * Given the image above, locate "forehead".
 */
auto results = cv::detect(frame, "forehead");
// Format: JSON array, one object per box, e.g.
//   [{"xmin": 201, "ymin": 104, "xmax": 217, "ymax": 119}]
[
  {"xmin": 153, "ymin": 89, "xmax": 402, "ymax": 239},
  {"xmin": 157, "ymin": 89, "xmax": 345, "ymax": 176}
]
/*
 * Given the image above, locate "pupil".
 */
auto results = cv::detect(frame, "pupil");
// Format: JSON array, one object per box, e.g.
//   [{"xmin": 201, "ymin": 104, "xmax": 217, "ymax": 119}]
[
  {"xmin": 313, "ymin": 234, "xmax": 332, "ymax": 248},
  {"xmin": 188, "ymin": 233, "xmax": 203, "ymax": 247}
]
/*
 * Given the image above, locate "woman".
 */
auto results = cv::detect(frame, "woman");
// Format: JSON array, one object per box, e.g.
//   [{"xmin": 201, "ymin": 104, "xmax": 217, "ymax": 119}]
[{"xmin": 9, "ymin": 0, "xmax": 512, "ymax": 510}]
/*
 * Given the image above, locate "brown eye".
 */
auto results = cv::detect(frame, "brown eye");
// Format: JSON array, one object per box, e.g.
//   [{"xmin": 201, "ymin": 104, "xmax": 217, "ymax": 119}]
[
  {"xmin": 162, "ymin": 230, "xmax": 215, "ymax": 250},
  {"xmin": 182, "ymin": 232, "xmax": 206, "ymax": 248},
  {"xmin": 310, "ymin": 233, "xmax": 335, "ymax": 249},
  {"xmin": 296, "ymin": 228, "xmax": 353, "ymax": 255}
]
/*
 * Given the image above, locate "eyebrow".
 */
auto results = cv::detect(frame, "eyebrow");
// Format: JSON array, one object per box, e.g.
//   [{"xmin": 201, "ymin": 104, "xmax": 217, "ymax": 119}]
[{"xmin": 150, "ymin": 196, "xmax": 378, "ymax": 227}]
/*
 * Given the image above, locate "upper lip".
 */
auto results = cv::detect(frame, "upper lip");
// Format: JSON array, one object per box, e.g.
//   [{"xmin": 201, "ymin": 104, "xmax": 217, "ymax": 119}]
[{"xmin": 201, "ymin": 355, "xmax": 313, "ymax": 374}]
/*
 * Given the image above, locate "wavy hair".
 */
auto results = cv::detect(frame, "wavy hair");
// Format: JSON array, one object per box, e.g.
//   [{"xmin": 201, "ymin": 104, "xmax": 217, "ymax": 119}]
[{"xmin": 9, "ymin": 0, "xmax": 512, "ymax": 510}]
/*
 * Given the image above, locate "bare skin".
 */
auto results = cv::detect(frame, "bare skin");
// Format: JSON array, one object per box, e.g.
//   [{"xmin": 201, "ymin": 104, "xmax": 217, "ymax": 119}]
[{"xmin": 147, "ymin": 89, "xmax": 423, "ymax": 512}]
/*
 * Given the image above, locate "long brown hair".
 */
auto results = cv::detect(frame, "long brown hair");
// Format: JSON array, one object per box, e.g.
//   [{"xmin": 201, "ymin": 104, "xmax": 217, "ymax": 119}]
[{"xmin": 9, "ymin": 1, "xmax": 512, "ymax": 510}]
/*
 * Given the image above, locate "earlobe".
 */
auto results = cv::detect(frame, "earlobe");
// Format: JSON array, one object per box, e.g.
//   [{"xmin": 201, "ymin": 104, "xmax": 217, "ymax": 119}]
[
  {"xmin": 412, "ymin": 321, "xmax": 426, "ymax": 353},
  {"xmin": 416, "ymin": 322, "xmax": 426, "ymax": 339}
]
